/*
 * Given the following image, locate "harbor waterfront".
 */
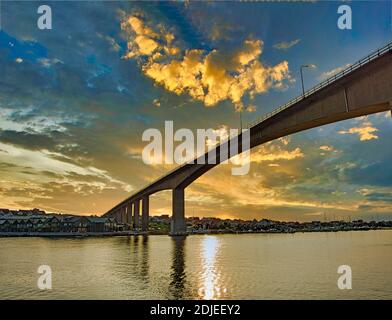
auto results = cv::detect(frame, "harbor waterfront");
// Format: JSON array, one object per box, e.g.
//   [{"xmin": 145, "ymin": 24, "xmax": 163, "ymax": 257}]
[
  {"xmin": 0, "ymin": 230, "xmax": 391, "ymax": 300},
  {"xmin": 1, "ymin": 209, "xmax": 392, "ymax": 236}
]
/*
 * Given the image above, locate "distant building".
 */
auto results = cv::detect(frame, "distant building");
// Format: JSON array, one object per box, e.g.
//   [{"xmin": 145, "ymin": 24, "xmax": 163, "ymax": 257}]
[
  {"xmin": 0, "ymin": 209, "xmax": 124, "ymax": 233},
  {"xmin": 86, "ymin": 217, "xmax": 118, "ymax": 232}
]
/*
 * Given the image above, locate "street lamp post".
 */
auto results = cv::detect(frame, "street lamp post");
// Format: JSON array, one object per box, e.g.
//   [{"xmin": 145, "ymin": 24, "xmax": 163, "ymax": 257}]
[
  {"xmin": 300, "ymin": 64, "xmax": 316, "ymax": 97},
  {"xmin": 239, "ymin": 109, "xmax": 242, "ymax": 131}
]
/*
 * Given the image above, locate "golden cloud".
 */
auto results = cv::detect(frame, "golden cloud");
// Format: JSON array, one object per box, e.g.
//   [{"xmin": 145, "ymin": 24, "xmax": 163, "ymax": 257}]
[
  {"xmin": 251, "ymin": 146, "xmax": 304, "ymax": 163},
  {"xmin": 319, "ymin": 145, "xmax": 334, "ymax": 151},
  {"xmin": 230, "ymin": 144, "xmax": 304, "ymax": 166},
  {"xmin": 121, "ymin": 14, "xmax": 291, "ymax": 111},
  {"xmin": 339, "ymin": 123, "xmax": 379, "ymax": 141}
]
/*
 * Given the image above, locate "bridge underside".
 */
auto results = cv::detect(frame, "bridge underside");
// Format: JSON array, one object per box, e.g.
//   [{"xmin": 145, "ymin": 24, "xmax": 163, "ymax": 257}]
[{"xmin": 104, "ymin": 47, "xmax": 392, "ymax": 236}]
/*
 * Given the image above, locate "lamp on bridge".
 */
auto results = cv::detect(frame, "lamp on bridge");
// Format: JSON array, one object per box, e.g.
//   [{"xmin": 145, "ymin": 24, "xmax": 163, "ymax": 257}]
[{"xmin": 300, "ymin": 64, "xmax": 316, "ymax": 96}]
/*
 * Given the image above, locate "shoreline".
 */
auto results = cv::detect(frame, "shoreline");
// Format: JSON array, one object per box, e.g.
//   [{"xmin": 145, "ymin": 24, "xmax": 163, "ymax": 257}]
[
  {"xmin": 189, "ymin": 227, "xmax": 392, "ymax": 235},
  {"xmin": 0, "ymin": 231, "xmax": 143, "ymax": 238},
  {"xmin": 0, "ymin": 227, "xmax": 391, "ymax": 238}
]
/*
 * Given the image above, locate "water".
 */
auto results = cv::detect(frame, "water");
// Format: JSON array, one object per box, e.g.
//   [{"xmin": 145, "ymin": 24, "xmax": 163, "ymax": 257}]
[{"xmin": 0, "ymin": 230, "xmax": 391, "ymax": 299}]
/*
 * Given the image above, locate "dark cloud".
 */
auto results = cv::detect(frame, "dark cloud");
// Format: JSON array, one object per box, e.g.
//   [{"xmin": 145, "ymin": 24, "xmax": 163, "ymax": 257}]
[
  {"xmin": 362, "ymin": 191, "xmax": 392, "ymax": 203},
  {"xmin": 345, "ymin": 162, "xmax": 392, "ymax": 187},
  {"xmin": 0, "ymin": 130, "xmax": 58, "ymax": 150},
  {"xmin": 0, "ymin": 162, "xmax": 18, "ymax": 170}
]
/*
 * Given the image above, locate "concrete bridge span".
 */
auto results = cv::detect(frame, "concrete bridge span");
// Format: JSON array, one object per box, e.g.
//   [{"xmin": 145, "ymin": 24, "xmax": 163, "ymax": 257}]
[{"xmin": 103, "ymin": 42, "xmax": 392, "ymax": 235}]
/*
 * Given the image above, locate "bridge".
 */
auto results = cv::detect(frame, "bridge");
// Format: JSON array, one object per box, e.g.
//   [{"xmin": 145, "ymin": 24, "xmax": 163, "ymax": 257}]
[{"xmin": 103, "ymin": 41, "xmax": 392, "ymax": 235}]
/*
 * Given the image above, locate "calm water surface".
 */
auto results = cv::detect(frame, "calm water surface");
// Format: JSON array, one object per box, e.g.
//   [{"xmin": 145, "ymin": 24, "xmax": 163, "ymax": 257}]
[{"xmin": 0, "ymin": 231, "xmax": 391, "ymax": 299}]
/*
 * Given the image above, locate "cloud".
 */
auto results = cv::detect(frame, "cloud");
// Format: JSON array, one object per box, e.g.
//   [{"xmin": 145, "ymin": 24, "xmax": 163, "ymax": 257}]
[
  {"xmin": 96, "ymin": 33, "xmax": 121, "ymax": 52},
  {"xmin": 339, "ymin": 123, "xmax": 379, "ymax": 141},
  {"xmin": 153, "ymin": 99, "xmax": 161, "ymax": 107},
  {"xmin": 208, "ymin": 21, "xmax": 235, "ymax": 42},
  {"xmin": 318, "ymin": 63, "xmax": 351, "ymax": 81},
  {"xmin": 121, "ymin": 13, "xmax": 291, "ymax": 111},
  {"xmin": 0, "ymin": 106, "xmax": 79, "ymax": 134},
  {"xmin": 0, "ymin": 137, "xmax": 136, "ymax": 213},
  {"xmin": 268, "ymin": 163, "xmax": 280, "ymax": 167},
  {"xmin": 278, "ymin": 137, "xmax": 291, "ymax": 146},
  {"xmin": 320, "ymin": 145, "xmax": 334, "ymax": 151},
  {"xmin": 273, "ymin": 39, "xmax": 301, "ymax": 50},
  {"xmin": 38, "ymin": 57, "xmax": 63, "ymax": 68},
  {"xmin": 304, "ymin": 211, "xmax": 324, "ymax": 217},
  {"xmin": 0, "ymin": 130, "xmax": 59, "ymax": 151},
  {"xmin": 251, "ymin": 146, "xmax": 304, "ymax": 163},
  {"xmin": 251, "ymin": 148, "xmax": 305, "ymax": 162},
  {"xmin": 121, "ymin": 15, "xmax": 179, "ymax": 59},
  {"xmin": 0, "ymin": 142, "xmax": 133, "ymax": 192},
  {"xmin": 359, "ymin": 188, "xmax": 392, "ymax": 203}
]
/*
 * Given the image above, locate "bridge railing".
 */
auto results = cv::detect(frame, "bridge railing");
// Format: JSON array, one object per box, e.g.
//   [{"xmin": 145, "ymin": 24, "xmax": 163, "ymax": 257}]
[{"xmin": 246, "ymin": 41, "xmax": 392, "ymax": 129}]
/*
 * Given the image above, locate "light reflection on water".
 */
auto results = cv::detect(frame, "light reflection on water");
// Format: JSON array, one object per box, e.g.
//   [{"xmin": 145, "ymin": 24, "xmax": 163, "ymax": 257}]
[
  {"xmin": 0, "ymin": 231, "xmax": 392, "ymax": 299},
  {"xmin": 169, "ymin": 236, "xmax": 187, "ymax": 299},
  {"xmin": 197, "ymin": 236, "xmax": 224, "ymax": 299}
]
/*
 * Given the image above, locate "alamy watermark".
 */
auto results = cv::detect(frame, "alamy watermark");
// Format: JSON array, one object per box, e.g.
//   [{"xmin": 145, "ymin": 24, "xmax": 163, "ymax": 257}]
[
  {"xmin": 337, "ymin": 265, "xmax": 352, "ymax": 290},
  {"xmin": 142, "ymin": 121, "xmax": 251, "ymax": 176},
  {"xmin": 37, "ymin": 265, "xmax": 52, "ymax": 290},
  {"xmin": 337, "ymin": 5, "xmax": 352, "ymax": 30}
]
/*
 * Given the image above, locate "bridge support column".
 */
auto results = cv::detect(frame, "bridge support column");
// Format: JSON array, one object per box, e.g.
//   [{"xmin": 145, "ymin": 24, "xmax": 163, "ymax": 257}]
[
  {"xmin": 142, "ymin": 196, "xmax": 149, "ymax": 232},
  {"xmin": 133, "ymin": 200, "xmax": 140, "ymax": 231},
  {"xmin": 170, "ymin": 187, "xmax": 187, "ymax": 236},
  {"xmin": 121, "ymin": 206, "xmax": 127, "ymax": 223},
  {"xmin": 126, "ymin": 203, "xmax": 132, "ymax": 225},
  {"xmin": 389, "ymin": 100, "xmax": 392, "ymax": 117}
]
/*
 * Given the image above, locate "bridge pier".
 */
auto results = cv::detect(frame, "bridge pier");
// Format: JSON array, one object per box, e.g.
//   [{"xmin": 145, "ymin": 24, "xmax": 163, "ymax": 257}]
[
  {"xmin": 389, "ymin": 100, "xmax": 392, "ymax": 117},
  {"xmin": 142, "ymin": 196, "xmax": 149, "ymax": 232},
  {"xmin": 126, "ymin": 202, "xmax": 132, "ymax": 224},
  {"xmin": 121, "ymin": 206, "xmax": 127, "ymax": 223},
  {"xmin": 133, "ymin": 199, "xmax": 140, "ymax": 231},
  {"xmin": 170, "ymin": 187, "xmax": 187, "ymax": 236}
]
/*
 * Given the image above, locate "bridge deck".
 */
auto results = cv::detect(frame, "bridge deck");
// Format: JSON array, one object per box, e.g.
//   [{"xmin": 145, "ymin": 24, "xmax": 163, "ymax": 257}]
[{"xmin": 104, "ymin": 41, "xmax": 392, "ymax": 222}]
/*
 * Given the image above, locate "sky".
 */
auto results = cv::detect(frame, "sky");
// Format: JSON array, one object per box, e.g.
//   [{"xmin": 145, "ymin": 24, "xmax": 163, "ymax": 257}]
[{"xmin": 0, "ymin": 0, "xmax": 392, "ymax": 221}]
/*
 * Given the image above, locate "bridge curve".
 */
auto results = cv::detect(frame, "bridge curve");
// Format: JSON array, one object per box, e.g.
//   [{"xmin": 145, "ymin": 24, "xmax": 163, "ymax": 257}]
[{"xmin": 103, "ymin": 42, "xmax": 392, "ymax": 235}]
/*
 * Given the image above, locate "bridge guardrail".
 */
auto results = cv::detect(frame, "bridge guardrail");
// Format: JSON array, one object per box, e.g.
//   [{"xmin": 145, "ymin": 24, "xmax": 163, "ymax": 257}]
[{"xmin": 246, "ymin": 41, "xmax": 392, "ymax": 129}]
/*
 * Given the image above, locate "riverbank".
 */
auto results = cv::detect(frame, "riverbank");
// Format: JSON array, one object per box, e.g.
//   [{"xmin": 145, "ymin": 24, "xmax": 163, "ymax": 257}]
[
  {"xmin": 0, "ymin": 231, "xmax": 143, "ymax": 237},
  {"xmin": 188, "ymin": 226, "xmax": 392, "ymax": 235},
  {"xmin": 1, "ymin": 226, "xmax": 392, "ymax": 237}
]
